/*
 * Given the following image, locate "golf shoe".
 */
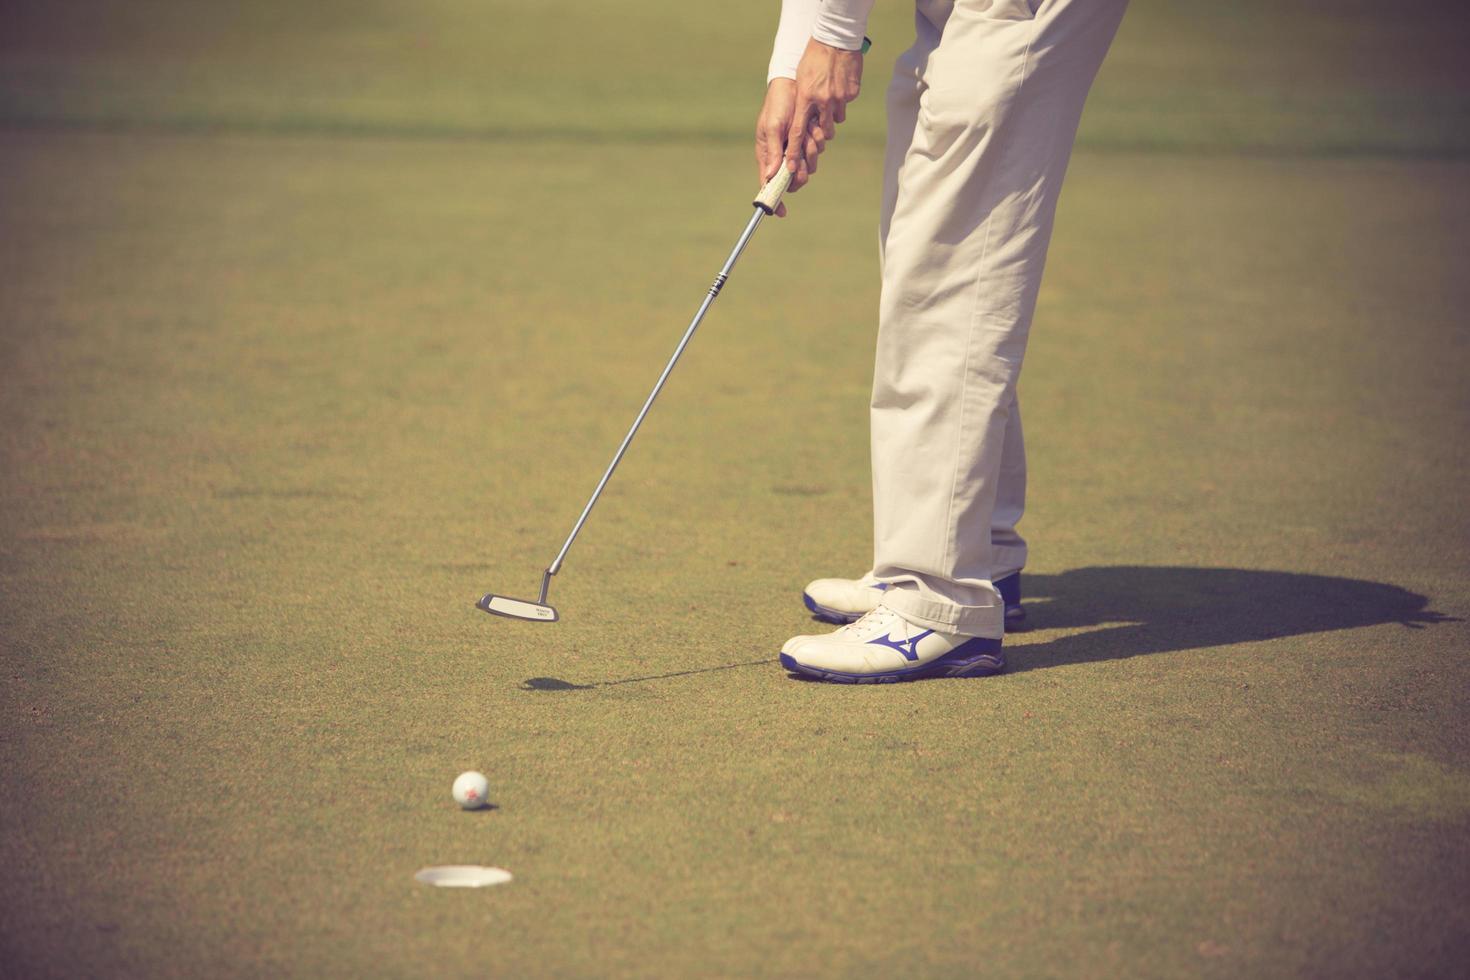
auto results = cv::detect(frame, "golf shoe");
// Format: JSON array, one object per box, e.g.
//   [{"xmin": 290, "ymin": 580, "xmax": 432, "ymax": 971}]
[
  {"xmin": 780, "ymin": 605, "xmax": 1004, "ymax": 684},
  {"xmin": 803, "ymin": 571, "xmax": 1026, "ymax": 630}
]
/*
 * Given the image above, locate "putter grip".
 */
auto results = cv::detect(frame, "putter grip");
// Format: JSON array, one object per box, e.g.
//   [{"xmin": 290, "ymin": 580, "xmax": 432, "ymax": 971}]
[{"xmin": 753, "ymin": 167, "xmax": 793, "ymax": 214}]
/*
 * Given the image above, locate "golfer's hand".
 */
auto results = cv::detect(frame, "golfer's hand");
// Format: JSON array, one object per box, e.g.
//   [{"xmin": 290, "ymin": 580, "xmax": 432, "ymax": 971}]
[
  {"xmin": 785, "ymin": 38, "xmax": 863, "ymax": 195},
  {"xmin": 755, "ymin": 78, "xmax": 797, "ymax": 218}
]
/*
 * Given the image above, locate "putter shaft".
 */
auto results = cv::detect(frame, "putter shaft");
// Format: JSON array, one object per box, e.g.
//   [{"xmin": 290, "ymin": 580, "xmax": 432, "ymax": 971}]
[{"xmin": 545, "ymin": 203, "xmax": 769, "ymax": 583}]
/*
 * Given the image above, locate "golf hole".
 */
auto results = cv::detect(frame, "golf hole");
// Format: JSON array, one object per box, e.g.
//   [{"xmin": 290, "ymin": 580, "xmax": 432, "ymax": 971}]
[{"xmin": 415, "ymin": 866, "xmax": 513, "ymax": 889}]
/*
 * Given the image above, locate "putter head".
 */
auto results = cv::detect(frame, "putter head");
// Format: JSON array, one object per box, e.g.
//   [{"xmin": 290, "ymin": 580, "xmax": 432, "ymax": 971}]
[{"xmin": 477, "ymin": 592, "xmax": 559, "ymax": 623}]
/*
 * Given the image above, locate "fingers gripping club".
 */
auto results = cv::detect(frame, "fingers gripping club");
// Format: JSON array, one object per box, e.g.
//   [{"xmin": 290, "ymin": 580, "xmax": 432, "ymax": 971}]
[{"xmin": 754, "ymin": 167, "xmax": 793, "ymax": 215}]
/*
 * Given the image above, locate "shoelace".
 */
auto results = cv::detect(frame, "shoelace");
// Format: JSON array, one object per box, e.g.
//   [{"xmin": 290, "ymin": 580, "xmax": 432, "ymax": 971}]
[{"xmin": 837, "ymin": 606, "xmax": 899, "ymax": 638}]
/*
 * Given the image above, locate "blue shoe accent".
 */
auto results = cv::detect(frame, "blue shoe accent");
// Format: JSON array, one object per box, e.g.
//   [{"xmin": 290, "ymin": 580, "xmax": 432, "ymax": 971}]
[
  {"xmin": 802, "ymin": 592, "xmax": 861, "ymax": 624},
  {"xmin": 865, "ymin": 628, "xmax": 934, "ymax": 662},
  {"xmin": 779, "ymin": 635, "xmax": 1004, "ymax": 685},
  {"xmin": 996, "ymin": 572, "xmax": 1027, "ymax": 631}
]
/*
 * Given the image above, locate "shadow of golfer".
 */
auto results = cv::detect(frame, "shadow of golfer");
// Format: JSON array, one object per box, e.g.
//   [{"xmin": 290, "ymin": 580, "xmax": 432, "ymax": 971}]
[
  {"xmin": 521, "ymin": 567, "xmax": 1454, "ymax": 688},
  {"xmin": 1005, "ymin": 566, "xmax": 1456, "ymax": 673}
]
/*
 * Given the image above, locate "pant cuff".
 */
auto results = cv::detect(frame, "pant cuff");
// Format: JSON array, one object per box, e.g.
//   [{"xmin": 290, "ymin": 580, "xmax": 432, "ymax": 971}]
[{"xmin": 882, "ymin": 586, "xmax": 1004, "ymax": 639}]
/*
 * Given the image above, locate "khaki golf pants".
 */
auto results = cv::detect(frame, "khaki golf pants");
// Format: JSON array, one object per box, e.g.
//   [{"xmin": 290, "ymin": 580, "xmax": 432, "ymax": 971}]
[{"xmin": 871, "ymin": 0, "xmax": 1127, "ymax": 637}]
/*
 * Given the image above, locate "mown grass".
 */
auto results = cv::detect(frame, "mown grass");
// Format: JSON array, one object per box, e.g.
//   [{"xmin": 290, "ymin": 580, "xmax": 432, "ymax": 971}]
[
  {"xmin": 2, "ymin": 2, "xmax": 1468, "ymax": 977},
  {"xmin": 2, "ymin": 1, "xmax": 1468, "ymax": 154}
]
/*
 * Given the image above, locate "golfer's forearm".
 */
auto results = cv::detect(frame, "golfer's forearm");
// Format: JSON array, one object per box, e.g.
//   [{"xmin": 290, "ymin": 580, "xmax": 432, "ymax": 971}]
[
  {"xmin": 768, "ymin": 0, "xmax": 875, "ymax": 82},
  {"xmin": 768, "ymin": 0, "xmax": 819, "ymax": 82},
  {"xmin": 812, "ymin": 0, "xmax": 876, "ymax": 52}
]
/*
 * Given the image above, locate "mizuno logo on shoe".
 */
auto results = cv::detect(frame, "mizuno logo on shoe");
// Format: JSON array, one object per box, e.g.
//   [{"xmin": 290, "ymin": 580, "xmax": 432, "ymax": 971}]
[{"xmin": 866, "ymin": 629, "xmax": 933, "ymax": 662}]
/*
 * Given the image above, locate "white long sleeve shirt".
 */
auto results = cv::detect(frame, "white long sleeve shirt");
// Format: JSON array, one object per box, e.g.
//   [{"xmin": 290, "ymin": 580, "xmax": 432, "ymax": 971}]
[{"xmin": 767, "ymin": 0, "xmax": 878, "ymax": 83}]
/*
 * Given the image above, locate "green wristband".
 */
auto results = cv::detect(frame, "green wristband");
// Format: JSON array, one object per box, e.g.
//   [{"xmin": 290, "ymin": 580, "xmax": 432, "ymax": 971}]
[{"xmin": 861, "ymin": 36, "xmax": 872, "ymax": 54}]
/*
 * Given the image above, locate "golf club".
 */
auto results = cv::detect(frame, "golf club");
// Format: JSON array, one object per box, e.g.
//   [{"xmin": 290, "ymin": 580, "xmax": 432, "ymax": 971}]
[{"xmin": 477, "ymin": 166, "xmax": 795, "ymax": 623}]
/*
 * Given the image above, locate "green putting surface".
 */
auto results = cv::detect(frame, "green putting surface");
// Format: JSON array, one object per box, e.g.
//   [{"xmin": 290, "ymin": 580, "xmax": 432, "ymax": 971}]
[{"xmin": 2, "ymin": 2, "xmax": 1468, "ymax": 977}]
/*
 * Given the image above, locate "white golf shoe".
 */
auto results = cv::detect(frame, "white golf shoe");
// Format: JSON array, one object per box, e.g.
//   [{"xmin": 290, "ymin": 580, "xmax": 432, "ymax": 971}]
[
  {"xmin": 800, "ymin": 572, "xmax": 891, "ymax": 623},
  {"xmin": 803, "ymin": 572, "xmax": 1027, "ymax": 630},
  {"xmin": 779, "ymin": 605, "xmax": 1004, "ymax": 684}
]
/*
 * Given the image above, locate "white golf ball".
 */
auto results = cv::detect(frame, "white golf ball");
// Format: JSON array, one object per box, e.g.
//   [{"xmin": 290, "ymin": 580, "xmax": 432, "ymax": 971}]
[{"xmin": 452, "ymin": 771, "xmax": 490, "ymax": 810}]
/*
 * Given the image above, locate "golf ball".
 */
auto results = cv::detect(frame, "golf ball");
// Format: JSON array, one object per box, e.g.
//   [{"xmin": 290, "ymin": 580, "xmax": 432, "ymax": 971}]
[{"xmin": 452, "ymin": 770, "xmax": 490, "ymax": 810}]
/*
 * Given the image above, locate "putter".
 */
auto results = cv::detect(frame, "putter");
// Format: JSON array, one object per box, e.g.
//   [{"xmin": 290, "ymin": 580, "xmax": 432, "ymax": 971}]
[{"xmin": 478, "ymin": 167, "xmax": 795, "ymax": 623}]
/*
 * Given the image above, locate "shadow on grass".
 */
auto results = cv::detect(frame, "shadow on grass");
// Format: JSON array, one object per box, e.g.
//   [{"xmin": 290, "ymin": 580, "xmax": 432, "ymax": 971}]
[
  {"xmin": 522, "ymin": 567, "xmax": 1455, "ymax": 688},
  {"xmin": 522, "ymin": 658, "xmax": 776, "ymax": 691},
  {"xmin": 465, "ymin": 802, "xmax": 501, "ymax": 814},
  {"xmin": 1006, "ymin": 566, "xmax": 1457, "ymax": 674}
]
